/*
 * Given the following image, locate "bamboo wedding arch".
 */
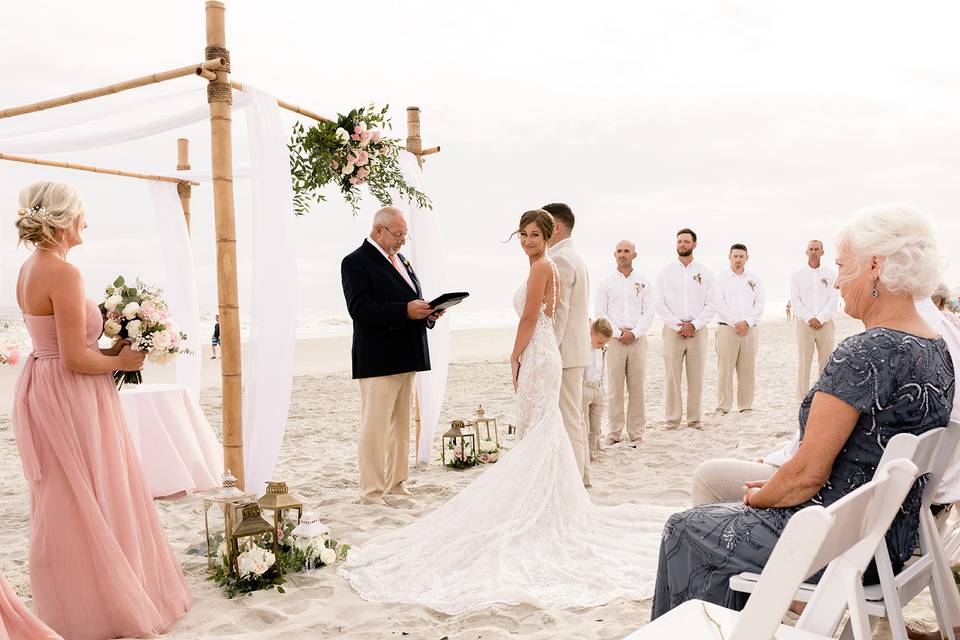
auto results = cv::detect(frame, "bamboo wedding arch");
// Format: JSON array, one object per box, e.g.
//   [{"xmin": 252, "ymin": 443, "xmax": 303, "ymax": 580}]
[{"xmin": 0, "ymin": 1, "xmax": 440, "ymax": 488}]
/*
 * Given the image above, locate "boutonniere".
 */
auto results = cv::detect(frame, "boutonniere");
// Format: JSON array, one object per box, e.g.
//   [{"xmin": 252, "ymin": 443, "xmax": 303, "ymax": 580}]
[
  {"xmin": 601, "ymin": 343, "xmax": 608, "ymax": 353},
  {"xmin": 693, "ymin": 273, "xmax": 702, "ymax": 285},
  {"xmin": 634, "ymin": 282, "xmax": 645, "ymax": 296},
  {"xmin": 820, "ymin": 277, "xmax": 829, "ymax": 287},
  {"xmin": 748, "ymin": 280, "xmax": 756, "ymax": 292},
  {"xmin": 398, "ymin": 255, "xmax": 411, "ymax": 269}
]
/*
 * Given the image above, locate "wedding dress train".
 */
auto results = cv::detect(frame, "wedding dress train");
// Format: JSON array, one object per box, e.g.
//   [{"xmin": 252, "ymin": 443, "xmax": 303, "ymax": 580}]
[{"xmin": 340, "ymin": 269, "xmax": 674, "ymax": 614}]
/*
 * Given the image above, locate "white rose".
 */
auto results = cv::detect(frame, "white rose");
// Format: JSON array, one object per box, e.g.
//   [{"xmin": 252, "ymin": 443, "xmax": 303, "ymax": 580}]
[
  {"xmin": 126, "ymin": 319, "xmax": 143, "ymax": 338},
  {"xmin": 105, "ymin": 294, "xmax": 122, "ymax": 311},
  {"xmin": 335, "ymin": 127, "xmax": 350, "ymax": 143},
  {"xmin": 147, "ymin": 351, "xmax": 174, "ymax": 366},
  {"xmin": 103, "ymin": 319, "xmax": 121, "ymax": 337},
  {"xmin": 152, "ymin": 330, "xmax": 172, "ymax": 350},
  {"xmin": 122, "ymin": 302, "xmax": 140, "ymax": 320},
  {"xmin": 341, "ymin": 163, "xmax": 355, "ymax": 176},
  {"xmin": 319, "ymin": 547, "xmax": 336, "ymax": 565}
]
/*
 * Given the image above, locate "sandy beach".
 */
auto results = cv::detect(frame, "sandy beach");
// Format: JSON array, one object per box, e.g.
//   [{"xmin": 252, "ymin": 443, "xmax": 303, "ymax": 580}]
[{"xmin": 0, "ymin": 316, "xmax": 942, "ymax": 639}]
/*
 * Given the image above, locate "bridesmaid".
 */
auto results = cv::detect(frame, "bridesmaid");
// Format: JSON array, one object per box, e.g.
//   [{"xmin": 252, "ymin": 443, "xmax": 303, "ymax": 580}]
[
  {"xmin": 0, "ymin": 572, "xmax": 60, "ymax": 639},
  {"xmin": 12, "ymin": 182, "xmax": 190, "ymax": 639}
]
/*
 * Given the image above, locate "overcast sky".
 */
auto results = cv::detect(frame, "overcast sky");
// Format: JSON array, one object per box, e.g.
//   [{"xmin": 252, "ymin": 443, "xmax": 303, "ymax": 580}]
[{"xmin": 2, "ymin": 1, "xmax": 959, "ymax": 327}]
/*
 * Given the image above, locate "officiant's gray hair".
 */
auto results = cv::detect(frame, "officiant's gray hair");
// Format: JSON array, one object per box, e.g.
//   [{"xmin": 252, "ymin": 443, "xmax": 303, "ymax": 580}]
[
  {"xmin": 15, "ymin": 181, "xmax": 84, "ymax": 248},
  {"xmin": 371, "ymin": 206, "xmax": 405, "ymax": 230}
]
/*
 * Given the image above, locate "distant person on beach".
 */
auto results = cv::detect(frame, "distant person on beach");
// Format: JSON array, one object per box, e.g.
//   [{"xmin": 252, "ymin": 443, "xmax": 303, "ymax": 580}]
[
  {"xmin": 654, "ymin": 228, "xmax": 715, "ymax": 428},
  {"xmin": 790, "ymin": 239, "xmax": 839, "ymax": 400},
  {"xmin": 211, "ymin": 314, "xmax": 220, "ymax": 359},
  {"xmin": 713, "ymin": 243, "xmax": 764, "ymax": 414},
  {"xmin": 341, "ymin": 206, "xmax": 442, "ymax": 506},
  {"xmin": 595, "ymin": 240, "xmax": 653, "ymax": 445}
]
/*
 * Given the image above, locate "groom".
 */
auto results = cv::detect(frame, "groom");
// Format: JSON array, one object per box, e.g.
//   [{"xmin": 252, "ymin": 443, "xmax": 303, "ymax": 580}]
[
  {"xmin": 341, "ymin": 207, "xmax": 440, "ymax": 506},
  {"xmin": 543, "ymin": 202, "xmax": 592, "ymax": 487}
]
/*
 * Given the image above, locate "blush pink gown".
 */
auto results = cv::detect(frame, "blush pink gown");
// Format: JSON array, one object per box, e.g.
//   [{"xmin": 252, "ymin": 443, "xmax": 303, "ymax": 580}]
[
  {"xmin": 0, "ymin": 572, "xmax": 60, "ymax": 639},
  {"xmin": 11, "ymin": 299, "xmax": 190, "ymax": 639}
]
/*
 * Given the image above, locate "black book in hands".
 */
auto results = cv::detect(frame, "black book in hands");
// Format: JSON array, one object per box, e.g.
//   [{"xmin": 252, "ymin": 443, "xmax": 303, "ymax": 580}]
[{"xmin": 428, "ymin": 292, "xmax": 469, "ymax": 311}]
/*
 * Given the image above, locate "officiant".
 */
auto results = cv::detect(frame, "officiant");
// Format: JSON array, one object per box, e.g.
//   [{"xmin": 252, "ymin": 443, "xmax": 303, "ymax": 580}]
[{"xmin": 341, "ymin": 207, "xmax": 442, "ymax": 506}]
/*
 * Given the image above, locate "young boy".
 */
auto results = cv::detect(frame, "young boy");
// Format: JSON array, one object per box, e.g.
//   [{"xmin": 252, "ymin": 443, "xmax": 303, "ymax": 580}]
[{"xmin": 584, "ymin": 318, "xmax": 613, "ymax": 462}]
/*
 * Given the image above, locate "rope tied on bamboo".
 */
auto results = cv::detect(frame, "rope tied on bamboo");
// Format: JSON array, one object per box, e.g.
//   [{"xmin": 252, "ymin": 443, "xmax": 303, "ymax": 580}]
[
  {"xmin": 207, "ymin": 81, "xmax": 232, "ymax": 104},
  {"xmin": 204, "ymin": 46, "xmax": 230, "ymax": 73}
]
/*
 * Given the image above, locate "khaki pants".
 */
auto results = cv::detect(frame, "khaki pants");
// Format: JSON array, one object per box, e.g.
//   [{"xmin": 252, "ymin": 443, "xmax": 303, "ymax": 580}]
[
  {"xmin": 690, "ymin": 458, "xmax": 776, "ymax": 506},
  {"xmin": 715, "ymin": 324, "xmax": 759, "ymax": 413},
  {"xmin": 796, "ymin": 319, "xmax": 836, "ymax": 400},
  {"xmin": 560, "ymin": 366, "xmax": 589, "ymax": 485},
  {"xmin": 606, "ymin": 337, "xmax": 647, "ymax": 443},
  {"xmin": 582, "ymin": 382, "xmax": 606, "ymax": 461},
  {"xmin": 662, "ymin": 325, "xmax": 708, "ymax": 426},
  {"xmin": 358, "ymin": 371, "xmax": 414, "ymax": 504}
]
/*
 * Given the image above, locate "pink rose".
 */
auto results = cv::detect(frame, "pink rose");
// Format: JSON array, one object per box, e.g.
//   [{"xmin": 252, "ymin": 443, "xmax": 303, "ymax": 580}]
[
  {"xmin": 351, "ymin": 133, "xmax": 360, "ymax": 141},
  {"xmin": 371, "ymin": 130, "xmax": 382, "ymax": 144},
  {"xmin": 356, "ymin": 167, "xmax": 369, "ymax": 179},
  {"xmin": 356, "ymin": 150, "xmax": 369, "ymax": 166},
  {"xmin": 481, "ymin": 453, "xmax": 490, "ymax": 463},
  {"xmin": 353, "ymin": 125, "xmax": 362, "ymax": 134},
  {"xmin": 359, "ymin": 130, "xmax": 372, "ymax": 146},
  {"xmin": 331, "ymin": 159, "xmax": 339, "ymax": 169},
  {"xmin": 349, "ymin": 177, "xmax": 359, "ymax": 185}
]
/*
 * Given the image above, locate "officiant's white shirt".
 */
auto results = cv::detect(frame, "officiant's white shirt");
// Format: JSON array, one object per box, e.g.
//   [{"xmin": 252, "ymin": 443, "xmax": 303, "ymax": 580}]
[
  {"xmin": 715, "ymin": 269, "xmax": 765, "ymax": 326},
  {"xmin": 366, "ymin": 237, "xmax": 416, "ymax": 291},
  {"xmin": 790, "ymin": 265, "xmax": 839, "ymax": 324},
  {"xmin": 654, "ymin": 260, "xmax": 715, "ymax": 330},
  {"xmin": 595, "ymin": 270, "xmax": 655, "ymax": 338}
]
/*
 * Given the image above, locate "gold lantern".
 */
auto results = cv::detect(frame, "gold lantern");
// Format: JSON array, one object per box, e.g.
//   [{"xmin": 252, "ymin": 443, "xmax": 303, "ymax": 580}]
[
  {"xmin": 441, "ymin": 419, "xmax": 477, "ymax": 467},
  {"xmin": 470, "ymin": 404, "xmax": 499, "ymax": 449},
  {"xmin": 201, "ymin": 469, "xmax": 257, "ymax": 570},
  {"xmin": 229, "ymin": 502, "xmax": 279, "ymax": 578},
  {"xmin": 257, "ymin": 480, "xmax": 304, "ymax": 569},
  {"xmin": 506, "ymin": 423, "xmax": 517, "ymax": 438}
]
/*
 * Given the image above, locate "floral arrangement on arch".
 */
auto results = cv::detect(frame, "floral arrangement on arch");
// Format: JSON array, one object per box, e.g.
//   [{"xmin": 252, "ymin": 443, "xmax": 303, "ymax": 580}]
[
  {"xmin": 98, "ymin": 276, "xmax": 191, "ymax": 389},
  {"xmin": 204, "ymin": 520, "xmax": 349, "ymax": 599},
  {"xmin": 288, "ymin": 104, "xmax": 431, "ymax": 216}
]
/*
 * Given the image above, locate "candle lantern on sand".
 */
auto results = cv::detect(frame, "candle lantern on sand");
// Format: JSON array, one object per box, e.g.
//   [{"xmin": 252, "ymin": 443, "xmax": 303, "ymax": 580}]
[
  {"xmin": 441, "ymin": 419, "xmax": 477, "ymax": 467},
  {"xmin": 229, "ymin": 502, "xmax": 279, "ymax": 577},
  {"xmin": 257, "ymin": 480, "xmax": 304, "ymax": 571},
  {"xmin": 202, "ymin": 469, "xmax": 257, "ymax": 570},
  {"xmin": 469, "ymin": 404, "xmax": 499, "ymax": 449},
  {"xmin": 291, "ymin": 511, "xmax": 330, "ymax": 570}
]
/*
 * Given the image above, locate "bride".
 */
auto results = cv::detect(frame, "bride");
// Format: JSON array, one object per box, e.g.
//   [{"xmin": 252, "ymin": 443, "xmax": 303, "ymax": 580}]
[{"xmin": 340, "ymin": 209, "xmax": 673, "ymax": 614}]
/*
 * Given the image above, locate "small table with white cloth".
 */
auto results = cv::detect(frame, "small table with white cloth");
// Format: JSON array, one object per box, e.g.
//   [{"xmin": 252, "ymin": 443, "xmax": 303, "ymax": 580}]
[{"xmin": 119, "ymin": 383, "xmax": 223, "ymax": 498}]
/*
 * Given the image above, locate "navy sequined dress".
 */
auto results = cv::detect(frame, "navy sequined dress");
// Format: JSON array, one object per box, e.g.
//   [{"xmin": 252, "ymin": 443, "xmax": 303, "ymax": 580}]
[{"xmin": 651, "ymin": 328, "xmax": 955, "ymax": 618}]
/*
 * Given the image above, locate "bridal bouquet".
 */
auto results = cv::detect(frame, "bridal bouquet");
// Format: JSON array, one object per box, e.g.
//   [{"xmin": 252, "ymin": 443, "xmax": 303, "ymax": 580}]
[
  {"xmin": 0, "ymin": 324, "xmax": 21, "ymax": 366},
  {"xmin": 288, "ymin": 103, "xmax": 431, "ymax": 216},
  {"xmin": 98, "ymin": 276, "xmax": 191, "ymax": 388}
]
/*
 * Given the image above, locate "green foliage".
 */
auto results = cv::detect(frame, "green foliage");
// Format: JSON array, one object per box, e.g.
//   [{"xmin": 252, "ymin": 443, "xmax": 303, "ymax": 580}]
[{"xmin": 288, "ymin": 103, "xmax": 432, "ymax": 216}]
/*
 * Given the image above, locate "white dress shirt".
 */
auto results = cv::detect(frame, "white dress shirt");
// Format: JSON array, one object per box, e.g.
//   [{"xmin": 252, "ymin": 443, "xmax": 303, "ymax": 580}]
[
  {"xmin": 595, "ymin": 270, "xmax": 655, "ymax": 338},
  {"xmin": 366, "ymin": 237, "xmax": 415, "ymax": 291},
  {"xmin": 585, "ymin": 346, "xmax": 608, "ymax": 388},
  {"xmin": 654, "ymin": 259, "xmax": 716, "ymax": 330},
  {"xmin": 715, "ymin": 268, "xmax": 765, "ymax": 326},
  {"xmin": 790, "ymin": 265, "xmax": 838, "ymax": 324}
]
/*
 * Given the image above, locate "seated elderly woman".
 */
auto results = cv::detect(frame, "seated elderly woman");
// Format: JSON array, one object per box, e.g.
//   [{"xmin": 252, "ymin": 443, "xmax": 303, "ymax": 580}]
[{"xmin": 652, "ymin": 205, "xmax": 956, "ymax": 619}]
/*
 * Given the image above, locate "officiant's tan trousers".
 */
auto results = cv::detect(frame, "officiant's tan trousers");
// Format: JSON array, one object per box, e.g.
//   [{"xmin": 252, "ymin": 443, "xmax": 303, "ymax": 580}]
[
  {"xmin": 715, "ymin": 324, "xmax": 759, "ymax": 413},
  {"xmin": 605, "ymin": 337, "xmax": 647, "ymax": 443},
  {"xmin": 796, "ymin": 319, "xmax": 836, "ymax": 400},
  {"xmin": 662, "ymin": 326, "xmax": 708, "ymax": 426},
  {"xmin": 560, "ymin": 366, "xmax": 590, "ymax": 485},
  {"xmin": 358, "ymin": 371, "xmax": 414, "ymax": 504}
]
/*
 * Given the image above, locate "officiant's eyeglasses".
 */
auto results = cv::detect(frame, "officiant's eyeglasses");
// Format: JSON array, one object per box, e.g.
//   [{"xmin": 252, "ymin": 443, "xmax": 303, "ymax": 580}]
[{"xmin": 382, "ymin": 225, "xmax": 411, "ymax": 242}]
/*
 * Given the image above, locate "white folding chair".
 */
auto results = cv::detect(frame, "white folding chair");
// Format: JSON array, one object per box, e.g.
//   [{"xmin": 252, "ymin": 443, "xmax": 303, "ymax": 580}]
[
  {"xmin": 729, "ymin": 424, "xmax": 960, "ymax": 640},
  {"xmin": 623, "ymin": 459, "xmax": 920, "ymax": 640}
]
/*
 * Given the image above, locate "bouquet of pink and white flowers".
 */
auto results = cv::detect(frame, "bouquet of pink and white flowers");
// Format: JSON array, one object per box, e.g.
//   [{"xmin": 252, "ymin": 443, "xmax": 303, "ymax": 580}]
[
  {"xmin": 0, "ymin": 324, "xmax": 21, "ymax": 366},
  {"xmin": 99, "ymin": 276, "xmax": 191, "ymax": 388}
]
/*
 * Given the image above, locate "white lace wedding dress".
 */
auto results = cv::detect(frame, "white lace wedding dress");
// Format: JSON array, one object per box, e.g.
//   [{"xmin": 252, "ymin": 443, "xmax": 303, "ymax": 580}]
[{"xmin": 339, "ymin": 267, "xmax": 675, "ymax": 614}]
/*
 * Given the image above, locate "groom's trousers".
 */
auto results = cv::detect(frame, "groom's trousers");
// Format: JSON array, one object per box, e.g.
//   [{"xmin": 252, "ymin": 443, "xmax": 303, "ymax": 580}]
[
  {"xmin": 358, "ymin": 371, "xmax": 414, "ymax": 504},
  {"xmin": 560, "ymin": 366, "xmax": 590, "ymax": 486},
  {"xmin": 662, "ymin": 325, "xmax": 708, "ymax": 426}
]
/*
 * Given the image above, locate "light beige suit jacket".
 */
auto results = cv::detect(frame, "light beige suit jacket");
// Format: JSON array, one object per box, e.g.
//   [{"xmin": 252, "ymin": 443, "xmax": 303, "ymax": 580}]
[{"xmin": 549, "ymin": 238, "xmax": 591, "ymax": 369}]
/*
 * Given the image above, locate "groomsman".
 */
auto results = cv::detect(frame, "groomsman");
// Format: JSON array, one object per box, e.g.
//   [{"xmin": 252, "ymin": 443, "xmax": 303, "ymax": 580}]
[
  {"xmin": 714, "ymin": 243, "xmax": 765, "ymax": 414},
  {"xmin": 790, "ymin": 239, "xmax": 839, "ymax": 400},
  {"xmin": 655, "ymin": 228, "xmax": 715, "ymax": 428},
  {"xmin": 341, "ymin": 207, "xmax": 442, "ymax": 506},
  {"xmin": 595, "ymin": 240, "xmax": 654, "ymax": 444},
  {"xmin": 543, "ymin": 202, "xmax": 592, "ymax": 487}
]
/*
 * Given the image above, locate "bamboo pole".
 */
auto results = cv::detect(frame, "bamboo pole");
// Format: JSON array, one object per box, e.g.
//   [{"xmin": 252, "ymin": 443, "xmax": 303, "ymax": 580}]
[
  {"xmin": 176, "ymin": 139, "xmax": 192, "ymax": 234},
  {"xmin": 229, "ymin": 80, "xmax": 333, "ymax": 124},
  {"xmin": 406, "ymin": 107, "xmax": 423, "ymax": 168},
  {"xmin": 205, "ymin": 0, "xmax": 245, "ymax": 488},
  {"xmin": 196, "ymin": 68, "xmax": 218, "ymax": 82},
  {"xmin": 0, "ymin": 62, "xmax": 216, "ymax": 120},
  {"xmin": 0, "ymin": 152, "xmax": 199, "ymax": 186}
]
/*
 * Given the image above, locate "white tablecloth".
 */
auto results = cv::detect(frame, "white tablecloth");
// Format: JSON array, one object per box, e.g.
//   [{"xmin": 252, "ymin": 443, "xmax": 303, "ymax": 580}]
[{"xmin": 119, "ymin": 383, "xmax": 223, "ymax": 498}]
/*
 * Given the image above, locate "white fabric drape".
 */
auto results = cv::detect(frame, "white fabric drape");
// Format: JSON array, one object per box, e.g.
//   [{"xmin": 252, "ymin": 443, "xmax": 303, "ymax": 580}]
[
  {"xmin": 239, "ymin": 86, "xmax": 298, "ymax": 495},
  {"xmin": 146, "ymin": 182, "xmax": 201, "ymax": 399},
  {"xmin": 395, "ymin": 153, "xmax": 450, "ymax": 463}
]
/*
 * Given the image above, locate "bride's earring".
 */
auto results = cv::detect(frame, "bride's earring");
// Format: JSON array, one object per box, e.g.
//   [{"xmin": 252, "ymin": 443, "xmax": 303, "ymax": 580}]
[{"xmin": 871, "ymin": 279, "xmax": 880, "ymax": 298}]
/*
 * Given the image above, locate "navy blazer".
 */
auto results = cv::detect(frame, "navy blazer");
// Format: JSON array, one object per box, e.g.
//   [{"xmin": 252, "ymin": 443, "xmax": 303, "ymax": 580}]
[{"xmin": 341, "ymin": 240, "xmax": 432, "ymax": 379}]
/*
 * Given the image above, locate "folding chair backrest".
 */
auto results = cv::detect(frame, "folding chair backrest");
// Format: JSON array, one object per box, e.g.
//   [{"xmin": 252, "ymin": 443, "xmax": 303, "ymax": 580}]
[{"xmin": 731, "ymin": 459, "xmax": 920, "ymax": 640}]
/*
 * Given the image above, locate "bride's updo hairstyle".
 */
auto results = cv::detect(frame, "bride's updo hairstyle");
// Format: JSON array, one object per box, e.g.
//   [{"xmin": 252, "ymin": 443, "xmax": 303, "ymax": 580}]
[
  {"xmin": 509, "ymin": 209, "xmax": 556, "ymax": 242},
  {"xmin": 835, "ymin": 204, "xmax": 946, "ymax": 298},
  {"xmin": 15, "ymin": 181, "xmax": 84, "ymax": 249}
]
